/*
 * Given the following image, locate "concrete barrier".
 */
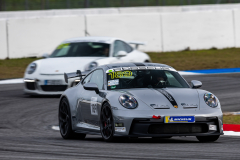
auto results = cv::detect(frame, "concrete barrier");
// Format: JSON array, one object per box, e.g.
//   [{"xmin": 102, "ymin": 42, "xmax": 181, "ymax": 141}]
[
  {"xmin": 7, "ymin": 16, "xmax": 85, "ymax": 58},
  {"xmin": 234, "ymin": 10, "xmax": 240, "ymax": 47},
  {"xmin": 0, "ymin": 4, "xmax": 240, "ymax": 59},
  {"xmin": 0, "ymin": 20, "xmax": 7, "ymax": 59},
  {"xmin": 86, "ymin": 13, "xmax": 162, "ymax": 52},
  {"xmin": 161, "ymin": 10, "xmax": 235, "ymax": 51}
]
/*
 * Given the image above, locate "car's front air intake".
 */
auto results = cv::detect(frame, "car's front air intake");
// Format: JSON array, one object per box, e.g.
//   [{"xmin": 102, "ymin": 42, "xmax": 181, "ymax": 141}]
[
  {"xmin": 148, "ymin": 123, "xmax": 208, "ymax": 134},
  {"xmin": 41, "ymin": 85, "xmax": 67, "ymax": 92}
]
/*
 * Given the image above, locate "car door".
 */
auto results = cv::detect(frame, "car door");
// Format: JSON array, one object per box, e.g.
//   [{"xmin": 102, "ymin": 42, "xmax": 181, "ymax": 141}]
[
  {"xmin": 75, "ymin": 71, "xmax": 93, "ymax": 126},
  {"xmin": 80, "ymin": 69, "xmax": 104, "ymax": 128},
  {"xmin": 111, "ymin": 40, "xmax": 135, "ymax": 63}
]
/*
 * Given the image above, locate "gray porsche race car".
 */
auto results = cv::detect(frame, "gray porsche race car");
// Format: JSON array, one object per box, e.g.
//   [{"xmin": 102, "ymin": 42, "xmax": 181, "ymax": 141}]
[{"xmin": 59, "ymin": 63, "xmax": 223, "ymax": 142}]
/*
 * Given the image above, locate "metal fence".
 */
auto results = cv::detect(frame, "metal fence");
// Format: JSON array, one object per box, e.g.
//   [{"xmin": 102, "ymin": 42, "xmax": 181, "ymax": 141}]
[{"xmin": 0, "ymin": 0, "xmax": 240, "ymax": 11}]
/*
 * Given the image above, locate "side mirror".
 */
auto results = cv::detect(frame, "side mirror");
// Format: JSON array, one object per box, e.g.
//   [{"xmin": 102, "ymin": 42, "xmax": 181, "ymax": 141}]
[
  {"xmin": 42, "ymin": 53, "xmax": 49, "ymax": 58},
  {"xmin": 83, "ymin": 83, "xmax": 99, "ymax": 94},
  {"xmin": 116, "ymin": 51, "xmax": 127, "ymax": 57},
  {"xmin": 191, "ymin": 80, "xmax": 202, "ymax": 89}
]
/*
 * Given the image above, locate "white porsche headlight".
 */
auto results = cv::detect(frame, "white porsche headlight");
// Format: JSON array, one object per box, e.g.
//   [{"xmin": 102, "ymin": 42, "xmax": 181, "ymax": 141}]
[
  {"xmin": 204, "ymin": 93, "xmax": 218, "ymax": 108},
  {"xmin": 119, "ymin": 94, "xmax": 138, "ymax": 109},
  {"xmin": 86, "ymin": 62, "xmax": 98, "ymax": 71},
  {"xmin": 27, "ymin": 63, "xmax": 37, "ymax": 74}
]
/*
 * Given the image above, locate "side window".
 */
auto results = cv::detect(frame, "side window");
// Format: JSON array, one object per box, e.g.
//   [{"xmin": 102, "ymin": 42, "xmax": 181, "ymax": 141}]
[
  {"xmin": 82, "ymin": 72, "xmax": 92, "ymax": 85},
  {"xmin": 113, "ymin": 40, "xmax": 127, "ymax": 57},
  {"xmin": 123, "ymin": 42, "xmax": 133, "ymax": 53},
  {"xmin": 164, "ymin": 71, "xmax": 182, "ymax": 87},
  {"xmin": 89, "ymin": 70, "xmax": 104, "ymax": 90}
]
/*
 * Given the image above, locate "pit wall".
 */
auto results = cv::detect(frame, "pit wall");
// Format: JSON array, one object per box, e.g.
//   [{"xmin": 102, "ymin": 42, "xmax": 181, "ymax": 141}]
[{"xmin": 0, "ymin": 4, "xmax": 240, "ymax": 59}]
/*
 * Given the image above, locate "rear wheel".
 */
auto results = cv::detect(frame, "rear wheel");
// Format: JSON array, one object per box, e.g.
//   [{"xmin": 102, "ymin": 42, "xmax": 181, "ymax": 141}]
[
  {"xmin": 59, "ymin": 98, "xmax": 86, "ymax": 139},
  {"xmin": 100, "ymin": 103, "xmax": 114, "ymax": 142},
  {"xmin": 196, "ymin": 135, "xmax": 220, "ymax": 142}
]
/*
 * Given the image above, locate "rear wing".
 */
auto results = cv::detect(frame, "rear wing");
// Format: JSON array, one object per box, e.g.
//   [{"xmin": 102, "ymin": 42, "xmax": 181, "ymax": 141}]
[
  {"xmin": 64, "ymin": 70, "xmax": 88, "ymax": 83},
  {"xmin": 127, "ymin": 41, "xmax": 145, "ymax": 49}
]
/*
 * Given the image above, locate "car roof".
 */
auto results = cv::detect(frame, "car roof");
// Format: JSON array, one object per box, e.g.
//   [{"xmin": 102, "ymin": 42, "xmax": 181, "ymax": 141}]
[
  {"xmin": 62, "ymin": 36, "xmax": 118, "ymax": 44},
  {"xmin": 98, "ymin": 63, "xmax": 174, "ymax": 70},
  {"xmin": 106, "ymin": 62, "xmax": 171, "ymax": 68}
]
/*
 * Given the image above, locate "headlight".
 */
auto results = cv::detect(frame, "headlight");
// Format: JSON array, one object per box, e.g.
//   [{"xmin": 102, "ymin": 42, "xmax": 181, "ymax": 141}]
[
  {"xmin": 119, "ymin": 94, "xmax": 138, "ymax": 109},
  {"xmin": 86, "ymin": 62, "xmax": 98, "ymax": 71},
  {"xmin": 27, "ymin": 63, "xmax": 37, "ymax": 74},
  {"xmin": 204, "ymin": 93, "xmax": 218, "ymax": 108}
]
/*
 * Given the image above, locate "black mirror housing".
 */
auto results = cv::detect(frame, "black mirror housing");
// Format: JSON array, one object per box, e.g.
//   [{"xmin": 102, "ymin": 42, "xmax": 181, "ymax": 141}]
[{"xmin": 83, "ymin": 83, "xmax": 99, "ymax": 94}]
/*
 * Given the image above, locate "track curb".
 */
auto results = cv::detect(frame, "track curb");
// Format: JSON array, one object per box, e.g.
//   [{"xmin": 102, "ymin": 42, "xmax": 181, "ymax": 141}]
[{"xmin": 223, "ymin": 112, "xmax": 240, "ymax": 115}]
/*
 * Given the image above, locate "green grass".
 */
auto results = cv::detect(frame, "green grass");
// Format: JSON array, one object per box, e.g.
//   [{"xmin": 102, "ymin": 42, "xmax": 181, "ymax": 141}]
[
  {"xmin": 0, "ymin": 47, "xmax": 240, "ymax": 79},
  {"xmin": 0, "ymin": 58, "xmax": 41, "ymax": 79},
  {"xmin": 223, "ymin": 115, "xmax": 240, "ymax": 124},
  {"xmin": 148, "ymin": 48, "xmax": 240, "ymax": 71}
]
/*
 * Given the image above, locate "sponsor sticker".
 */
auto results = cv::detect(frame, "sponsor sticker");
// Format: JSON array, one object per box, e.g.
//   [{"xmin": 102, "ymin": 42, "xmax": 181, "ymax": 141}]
[
  {"xmin": 90, "ymin": 97, "xmax": 98, "ymax": 115},
  {"xmin": 164, "ymin": 116, "xmax": 195, "ymax": 123},
  {"xmin": 111, "ymin": 85, "xmax": 116, "ymax": 89},
  {"xmin": 108, "ymin": 79, "xmax": 119, "ymax": 86}
]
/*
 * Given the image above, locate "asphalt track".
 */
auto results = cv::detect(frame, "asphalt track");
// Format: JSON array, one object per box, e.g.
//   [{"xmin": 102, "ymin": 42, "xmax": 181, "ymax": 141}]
[{"xmin": 0, "ymin": 73, "xmax": 240, "ymax": 160}]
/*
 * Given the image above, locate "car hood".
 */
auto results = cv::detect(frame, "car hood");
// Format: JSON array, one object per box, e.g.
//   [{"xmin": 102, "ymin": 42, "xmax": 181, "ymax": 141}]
[
  {"xmin": 118, "ymin": 88, "xmax": 200, "ymax": 110},
  {"xmin": 38, "ymin": 57, "xmax": 103, "ymax": 74}
]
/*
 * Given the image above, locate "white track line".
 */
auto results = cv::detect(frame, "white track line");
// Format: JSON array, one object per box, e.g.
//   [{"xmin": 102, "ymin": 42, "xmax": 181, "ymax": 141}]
[
  {"xmin": 51, "ymin": 125, "xmax": 240, "ymax": 136},
  {"xmin": 52, "ymin": 126, "xmax": 60, "ymax": 131},
  {"xmin": 223, "ymin": 131, "xmax": 240, "ymax": 136},
  {"xmin": 0, "ymin": 78, "xmax": 23, "ymax": 84}
]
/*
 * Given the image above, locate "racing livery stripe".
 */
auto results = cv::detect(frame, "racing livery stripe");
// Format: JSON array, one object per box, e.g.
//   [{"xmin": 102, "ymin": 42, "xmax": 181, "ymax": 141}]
[
  {"xmin": 133, "ymin": 63, "xmax": 145, "ymax": 66},
  {"xmin": 155, "ymin": 89, "xmax": 178, "ymax": 107}
]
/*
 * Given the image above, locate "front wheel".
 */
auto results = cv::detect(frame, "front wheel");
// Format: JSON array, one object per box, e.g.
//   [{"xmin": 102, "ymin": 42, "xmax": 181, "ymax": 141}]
[
  {"xmin": 100, "ymin": 103, "xmax": 114, "ymax": 142},
  {"xmin": 196, "ymin": 135, "xmax": 220, "ymax": 142},
  {"xmin": 59, "ymin": 98, "xmax": 86, "ymax": 139}
]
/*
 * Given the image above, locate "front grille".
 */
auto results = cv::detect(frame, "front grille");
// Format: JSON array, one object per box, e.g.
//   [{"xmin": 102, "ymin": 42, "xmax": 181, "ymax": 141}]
[
  {"xmin": 25, "ymin": 82, "xmax": 35, "ymax": 90},
  {"xmin": 41, "ymin": 85, "xmax": 67, "ymax": 92},
  {"xmin": 148, "ymin": 123, "xmax": 208, "ymax": 134}
]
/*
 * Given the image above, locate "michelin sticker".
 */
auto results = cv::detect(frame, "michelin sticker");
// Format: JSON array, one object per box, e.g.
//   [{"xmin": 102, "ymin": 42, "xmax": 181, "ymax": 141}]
[
  {"xmin": 108, "ymin": 79, "xmax": 119, "ymax": 86},
  {"xmin": 90, "ymin": 97, "xmax": 98, "ymax": 115}
]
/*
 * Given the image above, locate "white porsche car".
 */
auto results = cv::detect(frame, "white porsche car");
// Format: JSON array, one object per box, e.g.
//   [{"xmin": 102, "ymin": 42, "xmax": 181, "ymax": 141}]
[{"xmin": 23, "ymin": 37, "xmax": 151, "ymax": 95}]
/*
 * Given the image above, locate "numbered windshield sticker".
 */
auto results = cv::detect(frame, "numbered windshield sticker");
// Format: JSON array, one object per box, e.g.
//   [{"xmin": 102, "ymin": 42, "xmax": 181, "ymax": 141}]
[
  {"xmin": 57, "ymin": 43, "xmax": 69, "ymax": 49},
  {"xmin": 90, "ymin": 97, "xmax": 98, "ymax": 115},
  {"xmin": 108, "ymin": 79, "xmax": 119, "ymax": 86},
  {"xmin": 108, "ymin": 71, "xmax": 132, "ymax": 79}
]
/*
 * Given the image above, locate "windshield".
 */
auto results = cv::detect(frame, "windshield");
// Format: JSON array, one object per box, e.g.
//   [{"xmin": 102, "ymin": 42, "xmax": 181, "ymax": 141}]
[
  {"xmin": 50, "ymin": 42, "xmax": 110, "ymax": 58},
  {"xmin": 107, "ymin": 70, "xmax": 189, "ymax": 90}
]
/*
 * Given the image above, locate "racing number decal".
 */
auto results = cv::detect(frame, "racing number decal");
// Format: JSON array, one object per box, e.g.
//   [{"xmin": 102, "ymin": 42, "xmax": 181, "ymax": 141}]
[
  {"xmin": 108, "ymin": 71, "xmax": 132, "ymax": 79},
  {"xmin": 90, "ymin": 97, "xmax": 98, "ymax": 115}
]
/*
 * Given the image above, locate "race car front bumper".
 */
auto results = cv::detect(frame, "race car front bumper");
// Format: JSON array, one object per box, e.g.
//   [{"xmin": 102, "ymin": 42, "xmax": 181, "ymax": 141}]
[
  {"xmin": 126, "ymin": 117, "xmax": 223, "ymax": 137},
  {"xmin": 113, "ymin": 110, "xmax": 223, "ymax": 137},
  {"xmin": 23, "ymin": 75, "xmax": 80, "ymax": 95}
]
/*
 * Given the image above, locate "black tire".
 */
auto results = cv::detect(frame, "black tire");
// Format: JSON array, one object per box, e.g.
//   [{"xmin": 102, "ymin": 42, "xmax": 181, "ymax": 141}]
[
  {"xmin": 196, "ymin": 135, "xmax": 220, "ymax": 142},
  {"xmin": 100, "ymin": 103, "xmax": 114, "ymax": 142},
  {"xmin": 59, "ymin": 98, "xmax": 86, "ymax": 140}
]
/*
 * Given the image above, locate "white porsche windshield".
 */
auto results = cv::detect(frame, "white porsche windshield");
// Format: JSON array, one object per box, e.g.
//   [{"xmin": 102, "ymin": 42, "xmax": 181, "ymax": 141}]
[
  {"xmin": 107, "ymin": 69, "xmax": 189, "ymax": 90},
  {"xmin": 50, "ymin": 42, "xmax": 110, "ymax": 58}
]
